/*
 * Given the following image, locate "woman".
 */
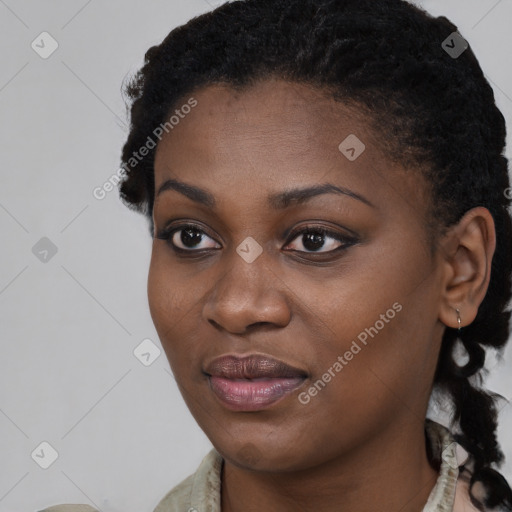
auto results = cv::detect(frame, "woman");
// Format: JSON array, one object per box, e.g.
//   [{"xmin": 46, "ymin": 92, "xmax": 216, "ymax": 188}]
[{"xmin": 42, "ymin": 0, "xmax": 512, "ymax": 511}]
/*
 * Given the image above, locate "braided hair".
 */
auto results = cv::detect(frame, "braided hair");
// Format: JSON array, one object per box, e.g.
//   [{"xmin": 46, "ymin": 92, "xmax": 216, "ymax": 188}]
[{"xmin": 117, "ymin": 0, "xmax": 512, "ymax": 509}]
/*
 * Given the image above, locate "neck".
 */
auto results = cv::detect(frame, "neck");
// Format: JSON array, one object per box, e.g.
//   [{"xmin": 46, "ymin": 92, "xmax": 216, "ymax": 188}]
[{"xmin": 221, "ymin": 418, "xmax": 439, "ymax": 512}]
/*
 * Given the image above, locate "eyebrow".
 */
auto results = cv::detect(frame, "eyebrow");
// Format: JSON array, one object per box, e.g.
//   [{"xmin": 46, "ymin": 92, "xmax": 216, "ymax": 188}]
[{"xmin": 156, "ymin": 178, "xmax": 375, "ymax": 209}]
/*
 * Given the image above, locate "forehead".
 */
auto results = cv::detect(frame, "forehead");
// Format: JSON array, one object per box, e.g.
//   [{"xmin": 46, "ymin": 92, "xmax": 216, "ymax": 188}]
[
  {"xmin": 153, "ymin": 78, "xmax": 429, "ymax": 222},
  {"xmin": 161, "ymin": 78, "xmax": 370, "ymax": 156}
]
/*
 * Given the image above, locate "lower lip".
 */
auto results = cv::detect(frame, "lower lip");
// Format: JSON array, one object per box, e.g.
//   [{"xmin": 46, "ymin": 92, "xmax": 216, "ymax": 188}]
[{"xmin": 208, "ymin": 376, "xmax": 306, "ymax": 411}]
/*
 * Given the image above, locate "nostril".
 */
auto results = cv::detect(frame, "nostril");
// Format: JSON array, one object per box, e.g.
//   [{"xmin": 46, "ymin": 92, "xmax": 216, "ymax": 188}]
[
  {"xmin": 247, "ymin": 321, "xmax": 272, "ymax": 330},
  {"xmin": 208, "ymin": 318, "xmax": 222, "ymax": 330}
]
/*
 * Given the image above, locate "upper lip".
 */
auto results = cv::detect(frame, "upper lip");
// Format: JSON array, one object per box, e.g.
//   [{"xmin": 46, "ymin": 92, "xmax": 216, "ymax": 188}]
[{"xmin": 204, "ymin": 354, "xmax": 308, "ymax": 379}]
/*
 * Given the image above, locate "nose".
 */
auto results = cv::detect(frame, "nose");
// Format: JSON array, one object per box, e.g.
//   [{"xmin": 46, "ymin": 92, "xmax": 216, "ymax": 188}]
[{"xmin": 202, "ymin": 248, "xmax": 292, "ymax": 335}]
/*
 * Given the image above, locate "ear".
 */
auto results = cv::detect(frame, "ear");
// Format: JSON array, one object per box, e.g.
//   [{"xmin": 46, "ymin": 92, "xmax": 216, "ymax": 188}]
[{"xmin": 438, "ymin": 207, "xmax": 496, "ymax": 329}]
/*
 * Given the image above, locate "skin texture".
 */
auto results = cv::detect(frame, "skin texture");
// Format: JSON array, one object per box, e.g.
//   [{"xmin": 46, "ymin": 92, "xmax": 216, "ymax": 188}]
[{"xmin": 148, "ymin": 77, "xmax": 496, "ymax": 512}]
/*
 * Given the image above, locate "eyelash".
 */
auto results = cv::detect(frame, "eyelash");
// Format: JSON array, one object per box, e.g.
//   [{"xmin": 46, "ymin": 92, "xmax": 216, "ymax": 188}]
[{"xmin": 156, "ymin": 222, "xmax": 358, "ymax": 258}]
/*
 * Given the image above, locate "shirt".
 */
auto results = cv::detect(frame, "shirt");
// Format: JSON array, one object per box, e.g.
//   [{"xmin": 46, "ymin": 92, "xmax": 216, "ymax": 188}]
[{"xmin": 39, "ymin": 420, "xmax": 483, "ymax": 512}]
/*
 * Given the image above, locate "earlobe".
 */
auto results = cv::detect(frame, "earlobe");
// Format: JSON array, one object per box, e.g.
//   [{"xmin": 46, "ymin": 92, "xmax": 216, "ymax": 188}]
[{"xmin": 438, "ymin": 207, "xmax": 496, "ymax": 330}]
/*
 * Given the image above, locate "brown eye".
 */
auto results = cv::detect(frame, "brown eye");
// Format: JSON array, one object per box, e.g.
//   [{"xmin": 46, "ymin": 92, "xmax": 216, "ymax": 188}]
[
  {"xmin": 157, "ymin": 224, "xmax": 221, "ymax": 252},
  {"xmin": 285, "ymin": 227, "xmax": 355, "ymax": 254}
]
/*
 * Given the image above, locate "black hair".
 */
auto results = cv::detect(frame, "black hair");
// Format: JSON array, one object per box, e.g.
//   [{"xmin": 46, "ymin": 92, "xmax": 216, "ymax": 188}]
[{"xmin": 118, "ymin": 0, "xmax": 512, "ymax": 509}]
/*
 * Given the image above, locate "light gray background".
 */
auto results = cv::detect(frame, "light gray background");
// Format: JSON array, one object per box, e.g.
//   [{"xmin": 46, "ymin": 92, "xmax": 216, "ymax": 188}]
[{"xmin": 0, "ymin": 1, "xmax": 511, "ymax": 511}]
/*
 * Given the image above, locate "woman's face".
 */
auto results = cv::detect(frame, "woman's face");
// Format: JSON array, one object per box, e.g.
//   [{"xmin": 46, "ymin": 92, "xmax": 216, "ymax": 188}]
[{"xmin": 149, "ymin": 77, "xmax": 447, "ymax": 471}]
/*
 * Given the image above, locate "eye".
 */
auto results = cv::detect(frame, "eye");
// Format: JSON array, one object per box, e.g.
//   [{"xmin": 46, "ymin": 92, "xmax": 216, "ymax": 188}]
[
  {"xmin": 156, "ymin": 222, "xmax": 357, "ymax": 257},
  {"xmin": 284, "ymin": 226, "xmax": 355, "ymax": 254},
  {"xmin": 156, "ymin": 223, "xmax": 221, "ymax": 253}
]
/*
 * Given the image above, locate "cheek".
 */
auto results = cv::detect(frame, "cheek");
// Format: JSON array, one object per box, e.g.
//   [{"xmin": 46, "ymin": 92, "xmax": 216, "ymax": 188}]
[
  {"xmin": 147, "ymin": 246, "xmax": 220, "ymax": 390},
  {"xmin": 147, "ymin": 244, "xmax": 199, "ymax": 322},
  {"xmin": 147, "ymin": 256, "xmax": 172, "ymax": 332},
  {"xmin": 295, "ymin": 306, "xmax": 435, "ymax": 456},
  {"xmin": 301, "ymin": 238, "xmax": 437, "ymax": 397},
  {"xmin": 147, "ymin": 249, "xmax": 196, "ymax": 356}
]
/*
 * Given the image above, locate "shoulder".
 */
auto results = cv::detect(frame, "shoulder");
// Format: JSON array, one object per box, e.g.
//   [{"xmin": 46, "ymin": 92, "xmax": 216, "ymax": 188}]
[
  {"xmin": 152, "ymin": 471, "xmax": 196, "ymax": 512},
  {"xmin": 38, "ymin": 476, "xmax": 197, "ymax": 512},
  {"xmin": 38, "ymin": 505, "xmax": 100, "ymax": 512},
  {"xmin": 153, "ymin": 449, "xmax": 223, "ymax": 512},
  {"xmin": 453, "ymin": 469, "xmax": 499, "ymax": 512},
  {"xmin": 39, "ymin": 450, "xmax": 222, "ymax": 512},
  {"xmin": 423, "ymin": 420, "xmax": 498, "ymax": 512}
]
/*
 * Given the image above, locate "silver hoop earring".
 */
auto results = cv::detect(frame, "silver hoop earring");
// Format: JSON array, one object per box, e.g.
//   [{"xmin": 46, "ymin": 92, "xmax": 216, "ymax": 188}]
[{"xmin": 455, "ymin": 308, "xmax": 461, "ymax": 333}]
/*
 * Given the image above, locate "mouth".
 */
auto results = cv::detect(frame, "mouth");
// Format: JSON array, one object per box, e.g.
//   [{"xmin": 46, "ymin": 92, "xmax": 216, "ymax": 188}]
[{"xmin": 204, "ymin": 354, "xmax": 308, "ymax": 411}]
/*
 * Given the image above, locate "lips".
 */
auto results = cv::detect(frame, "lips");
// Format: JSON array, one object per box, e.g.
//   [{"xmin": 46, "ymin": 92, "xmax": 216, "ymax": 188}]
[
  {"xmin": 204, "ymin": 354, "xmax": 307, "ymax": 411},
  {"xmin": 205, "ymin": 354, "xmax": 307, "ymax": 379}
]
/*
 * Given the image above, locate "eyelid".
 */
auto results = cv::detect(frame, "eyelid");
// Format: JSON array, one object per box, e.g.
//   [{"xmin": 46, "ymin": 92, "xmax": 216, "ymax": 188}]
[
  {"xmin": 282, "ymin": 220, "xmax": 359, "ymax": 242},
  {"xmin": 157, "ymin": 220, "xmax": 220, "ymax": 241},
  {"xmin": 285, "ymin": 223, "xmax": 355, "ymax": 241}
]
